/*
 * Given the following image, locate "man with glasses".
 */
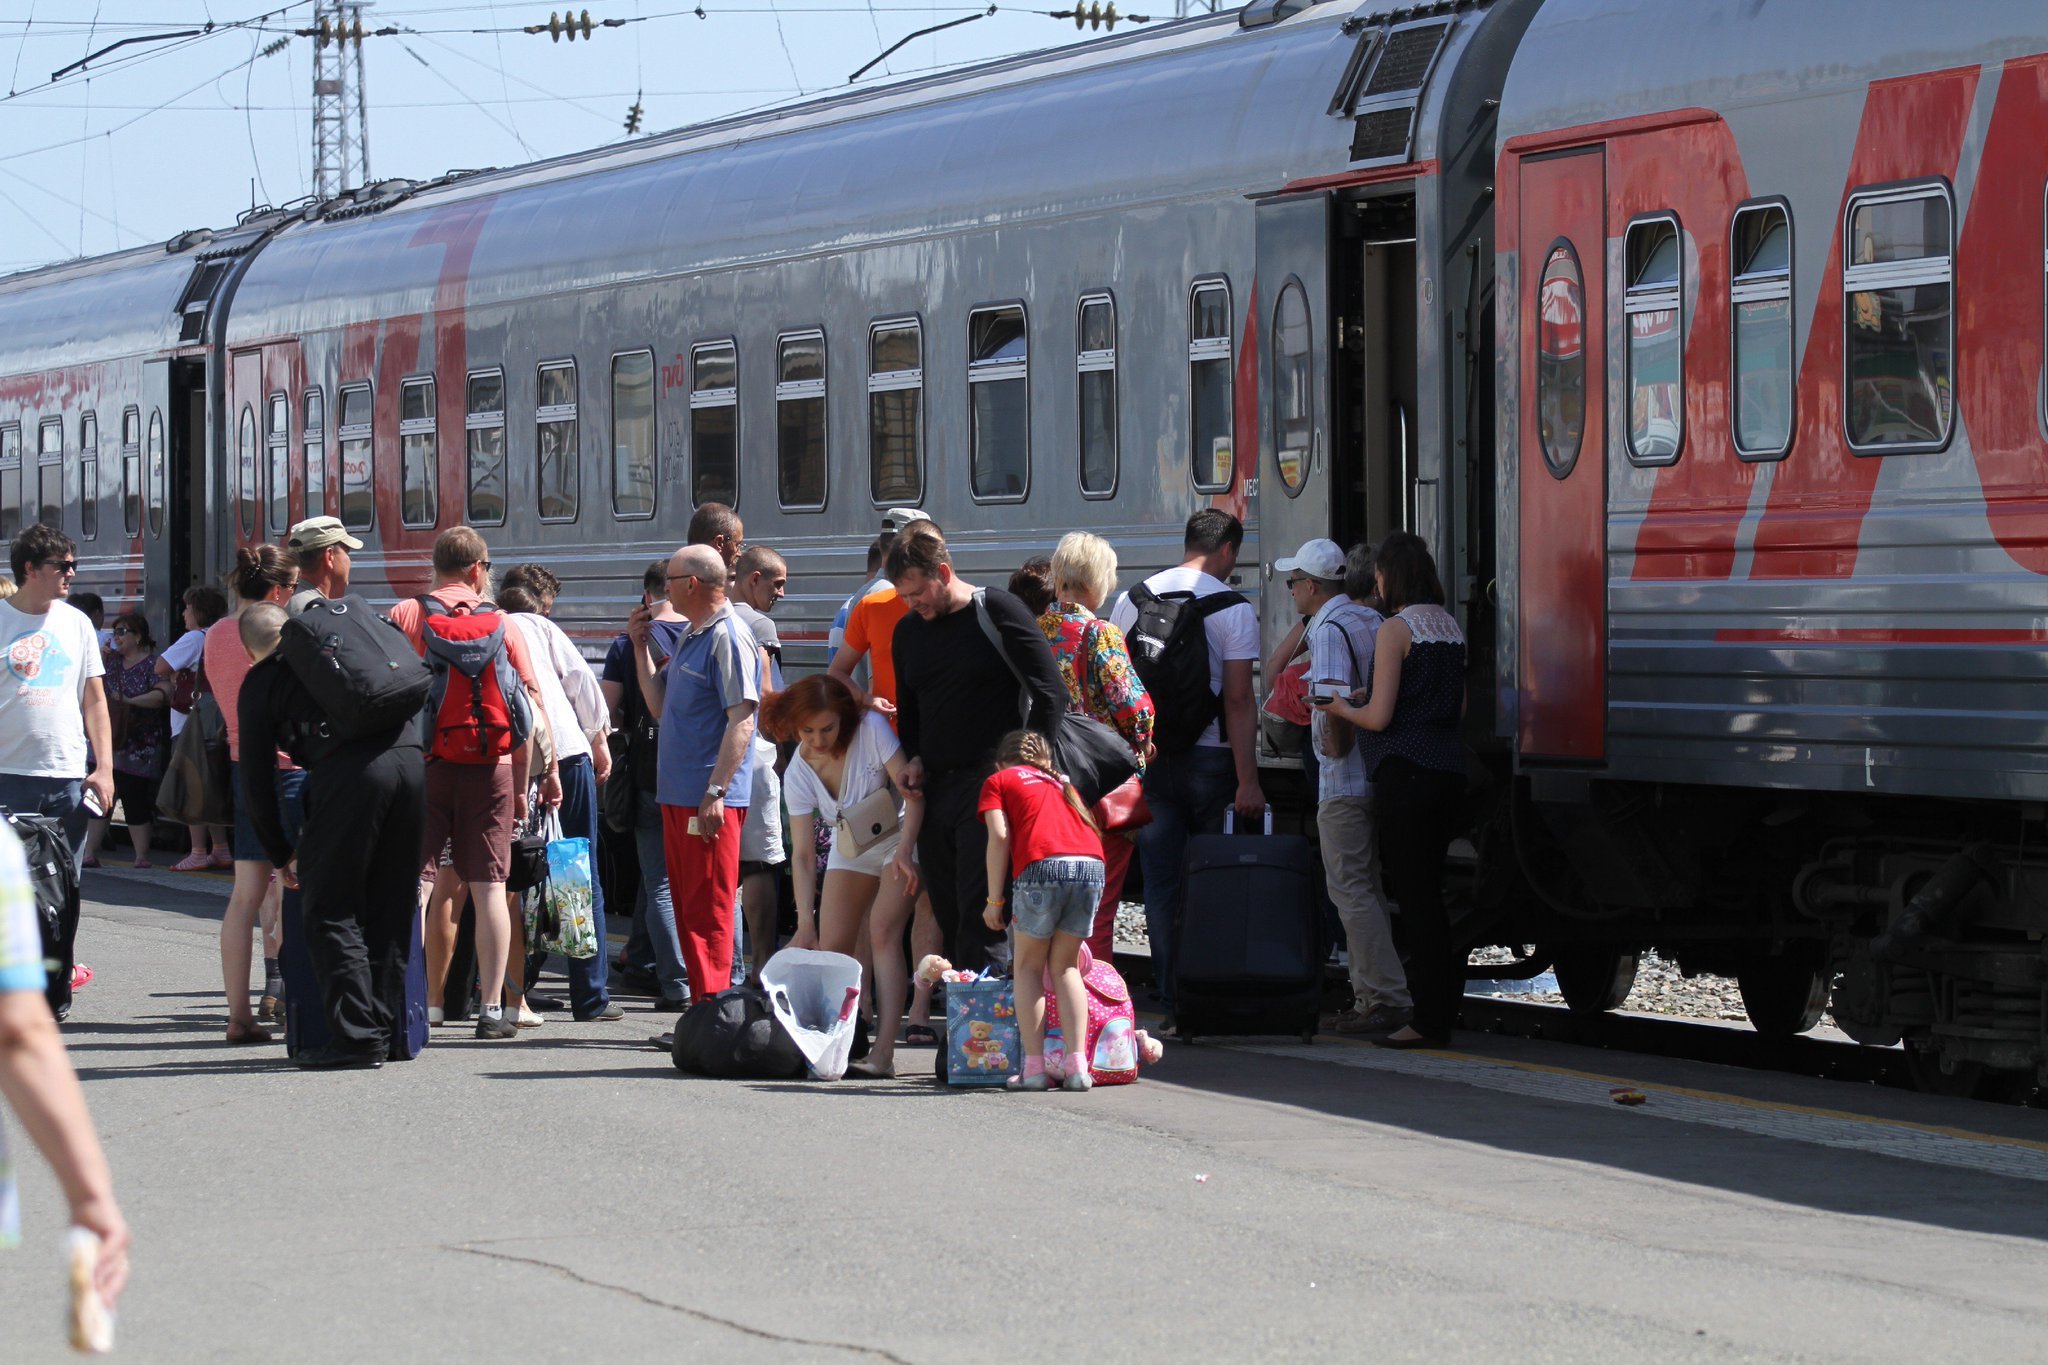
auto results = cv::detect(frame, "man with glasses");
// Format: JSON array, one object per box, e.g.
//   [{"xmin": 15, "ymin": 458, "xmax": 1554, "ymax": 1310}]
[
  {"xmin": 1, "ymin": 527, "xmax": 113, "ymax": 875},
  {"xmin": 629, "ymin": 544, "xmax": 761, "ymax": 1006},
  {"xmin": 284, "ymin": 514, "xmax": 360, "ymax": 615}
]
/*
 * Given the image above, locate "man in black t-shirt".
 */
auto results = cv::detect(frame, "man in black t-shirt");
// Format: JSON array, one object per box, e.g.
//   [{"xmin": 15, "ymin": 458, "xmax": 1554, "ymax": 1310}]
[{"xmin": 888, "ymin": 525, "xmax": 1066, "ymax": 971}]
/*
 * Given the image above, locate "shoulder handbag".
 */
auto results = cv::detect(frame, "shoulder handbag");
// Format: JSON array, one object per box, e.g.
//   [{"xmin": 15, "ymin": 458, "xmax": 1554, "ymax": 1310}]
[
  {"xmin": 837, "ymin": 783, "xmax": 901, "ymax": 854},
  {"xmin": 971, "ymin": 593, "xmax": 1136, "ymax": 807},
  {"xmin": 600, "ymin": 732, "xmax": 635, "ymax": 834},
  {"xmin": 156, "ymin": 693, "xmax": 234, "ymax": 827},
  {"xmin": 1077, "ymin": 619, "xmax": 1151, "ymax": 833},
  {"xmin": 506, "ymin": 795, "xmax": 550, "ymax": 896}
]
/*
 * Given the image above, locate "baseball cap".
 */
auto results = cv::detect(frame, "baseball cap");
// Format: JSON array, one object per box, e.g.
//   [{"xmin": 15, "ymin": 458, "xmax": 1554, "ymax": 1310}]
[
  {"xmin": 1274, "ymin": 537, "xmax": 1346, "ymax": 582},
  {"xmin": 286, "ymin": 515, "xmax": 364, "ymax": 553},
  {"xmin": 881, "ymin": 507, "xmax": 931, "ymax": 533}
]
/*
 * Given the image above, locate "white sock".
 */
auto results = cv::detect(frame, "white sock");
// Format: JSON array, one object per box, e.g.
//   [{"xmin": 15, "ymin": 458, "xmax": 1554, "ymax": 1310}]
[{"xmin": 483, "ymin": 1004, "xmax": 504, "ymax": 1020}]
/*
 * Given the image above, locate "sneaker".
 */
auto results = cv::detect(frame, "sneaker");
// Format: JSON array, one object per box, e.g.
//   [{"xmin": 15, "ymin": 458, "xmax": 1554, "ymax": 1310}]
[
  {"xmin": 648, "ymin": 1031, "xmax": 675, "ymax": 1051},
  {"xmin": 1005, "ymin": 1071, "xmax": 1051, "ymax": 1091},
  {"xmin": 1062, "ymin": 1064, "xmax": 1094, "ymax": 1092},
  {"xmin": 474, "ymin": 1014, "xmax": 519, "ymax": 1040},
  {"xmin": 574, "ymin": 1002, "xmax": 625, "ymax": 1023},
  {"xmin": 651, "ymin": 994, "xmax": 692, "ymax": 1013},
  {"xmin": 1332, "ymin": 1004, "xmax": 1412, "ymax": 1038},
  {"xmin": 256, "ymin": 995, "xmax": 282, "ymax": 1026},
  {"xmin": 514, "ymin": 1005, "xmax": 545, "ymax": 1028},
  {"xmin": 427, "ymin": 1006, "xmax": 446, "ymax": 1027}
]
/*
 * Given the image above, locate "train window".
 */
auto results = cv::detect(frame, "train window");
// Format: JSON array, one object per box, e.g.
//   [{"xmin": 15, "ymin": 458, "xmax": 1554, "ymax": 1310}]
[
  {"xmin": 611, "ymin": 350, "xmax": 656, "ymax": 520},
  {"xmin": 267, "ymin": 392, "xmax": 292, "ymax": 535},
  {"xmin": 37, "ymin": 419, "xmax": 62, "ymax": 529},
  {"xmin": 303, "ymin": 389, "xmax": 326, "ymax": 518},
  {"xmin": 1189, "ymin": 280, "xmax": 1234, "ymax": 492},
  {"xmin": 868, "ymin": 320, "xmax": 923, "ymax": 505},
  {"xmin": 399, "ymin": 377, "xmax": 438, "ymax": 529},
  {"xmin": 79, "ymin": 413, "xmax": 96, "ymax": 541},
  {"xmin": 968, "ymin": 303, "xmax": 1029, "ymax": 501},
  {"xmin": 338, "ymin": 384, "xmax": 374, "ymax": 530},
  {"xmin": 146, "ymin": 409, "xmax": 165, "ymax": 539},
  {"xmin": 236, "ymin": 405, "xmax": 259, "ymax": 540},
  {"xmin": 536, "ymin": 361, "xmax": 578, "ymax": 523},
  {"xmin": 465, "ymin": 371, "xmax": 506, "ymax": 526},
  {"xmin": 121, "ymin": 409, "xmax": 140, "ymax": 538},
  {"xmin": 1078, "ymin": 293, "xmax": 1117, "ymax": 497},
  {"xmin": 1537, "ymin": 241, "xmax": 1587, "ymax": 477},
  {"xmin": 1624, "ymin": 215, "xmax": 1684, "ymax": 465},
  {"xmin": 0, "ymin": 426, "xmax": 18, "ymax": 543},
  {"xmin": 1732, "ymin": 203, "xmax": 1794, "ymax": 460},
  {"xmin": 691, "ymin": 342, "xmax": 738, "ymax": 508},
  {"xmin": 1272, "ymin": 280, "xmax": 1313, "ymax": 495},
  {"xmin": 1843, "ymin": 184, "xmax": 1953, "ymax": 453},
  {"xmin": 776, "ymin": 331, "xmax": 827, "ymax": 510}
]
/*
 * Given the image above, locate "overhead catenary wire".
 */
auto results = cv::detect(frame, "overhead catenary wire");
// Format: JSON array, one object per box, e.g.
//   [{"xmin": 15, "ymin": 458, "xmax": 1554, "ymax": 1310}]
[{"xmin": 395, "ymin": 36, "xmax": 538, "ymax": 157}]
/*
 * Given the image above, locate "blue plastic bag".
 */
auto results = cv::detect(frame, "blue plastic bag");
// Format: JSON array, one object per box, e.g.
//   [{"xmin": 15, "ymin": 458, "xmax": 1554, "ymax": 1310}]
[
  {"xmin": 945, "ymin": 976, "xmax": 1020, "ymax": 1086},
  {"xmin": 526, "ymin": 811, "xmax": 599, "ymax": 959}
]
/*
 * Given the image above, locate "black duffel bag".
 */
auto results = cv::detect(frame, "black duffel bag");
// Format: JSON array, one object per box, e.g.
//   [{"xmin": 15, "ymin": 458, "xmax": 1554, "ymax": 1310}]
[{"xmin": 671, "ymin": 987, "xmax": 808, "ymax": 1079}]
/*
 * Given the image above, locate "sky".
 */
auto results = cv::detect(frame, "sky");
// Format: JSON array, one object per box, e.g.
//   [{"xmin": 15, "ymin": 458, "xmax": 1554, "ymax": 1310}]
[{"xmin": 0, "ymin": 0, "xmax": 1183, "ymax": 275}]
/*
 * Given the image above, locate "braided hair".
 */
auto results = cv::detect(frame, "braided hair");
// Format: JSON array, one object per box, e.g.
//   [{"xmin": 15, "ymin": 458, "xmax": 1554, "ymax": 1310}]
[{"xmin": 994, "ymin": 729, "xmax": 1098, "ymax": 834}]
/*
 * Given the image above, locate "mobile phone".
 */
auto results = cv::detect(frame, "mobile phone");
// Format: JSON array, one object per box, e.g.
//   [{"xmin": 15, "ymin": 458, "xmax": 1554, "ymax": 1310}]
[
  {"xmin": 1310, "ymin": 681, "xmax": 1346, "ymax": 704},
  {"xmin": 81, "ymin": 787, "xmax": 105, "ymax": 818}
]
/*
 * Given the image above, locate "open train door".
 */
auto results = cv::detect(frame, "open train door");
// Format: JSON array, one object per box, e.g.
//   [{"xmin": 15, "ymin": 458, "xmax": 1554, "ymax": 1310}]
[
  {"xmin": 138, "ymin": 356, "xmax": 209, "ymax": 641},
  {"xmin": 1516, "ymin": 148, "xmax": 1607, "ymax": 763},
  {"xmin": 1253, "ymin": 190, "xmax": 1334, "ymax": 736}
]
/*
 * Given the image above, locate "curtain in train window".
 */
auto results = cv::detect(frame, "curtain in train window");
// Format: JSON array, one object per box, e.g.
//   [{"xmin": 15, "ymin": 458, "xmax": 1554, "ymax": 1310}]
[
  {"xmin": 400, "ymin": 378, "xmax": 438, "ymax": 528},
  {"xmin": 968, "ymin": 304, "xmax": 1028, "ymax": 500},
  {"xmin": 0, "ymin": 426, "xmax": 19, "ymax": 542},
  {"xmin": 37, "ymin": 420, "xmax": 62, "ymax": 529},
  {"xmin": 121, "ymin": 409, "xmax": 140, "ymax": 538},
  {"xmin": 1844, "ymin": 187, "xmax": 1953, "ymax": 452},
  {"xmin": 79, "ymin": 413, "xmax": 96, "ymax": 541},
  {"xmin": 691, "ymin": 342, "xmax": 738, "ymax": 508},
  {"xmin": 1189, "ymin": 281, "xmax": 1234, "ymax": 492},
  {"xmin": 1537, "ymin": 242, "xmax": 1587, "ymax": 477},
  {"xmin": 146, "ymin": 409, "xmax": 165, "ymax": 538},
  {"xmin": 1272, "ymin": 280, "xmax": 1313, "ymax": 495},
  {"xmin": 267, "ymin": 392, "xmax": 292, "ymax": 534},
  {"xmin": 338, "ymin": 384, "xmax": 374, "ymax": 530},
  {"xmin": 303, "ymin": 389, "xmax": 326, "ymax": 518},
  {"xmin": 612, "ymin": 350, "xmax": 656, "ymax": 519},
  {"xmin": 236, "ymin": 405, "xmax": 258, "ymax": 539},
  {"xmin": 868, "ymin": 321, "xmax": 922, "ymax": 505},
  {"xmin": 1078, "ymin": 294, "xmax": 1117, "ymax": 496},
  {"xmin": 535, "ymin": 362, "xmax": 578, "ymax": 522},
  {"xmin": 1624, "ymin": 216, "xmax": 1684, "ymax": 464},
  {"xmin": 776, "ymin": 331, "xmax": 827, "ymax": 509},
  {"xmin": 1732, "ymin": 204, "xmax": 1793, "ymax": 458},
  {"xmin": 465, "ymin": 372, "xmax": 505, "ymax": 525}
]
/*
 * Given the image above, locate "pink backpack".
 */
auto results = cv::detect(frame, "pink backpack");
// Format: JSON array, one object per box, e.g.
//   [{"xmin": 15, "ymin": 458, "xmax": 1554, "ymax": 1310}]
[{"xmin": 1044, "ymin": 943, "xmax": 1142, "ymax": 1085}]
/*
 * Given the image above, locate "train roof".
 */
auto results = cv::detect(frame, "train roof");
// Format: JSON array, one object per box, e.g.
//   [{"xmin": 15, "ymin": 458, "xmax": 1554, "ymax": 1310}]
[
  {"xmin": 1499, "ymin": 0, "xmax": 2048, "ymax": 145},
  {"xmin": 228, "ymin": 0, "xmax": 1500, "ymax": 342}
]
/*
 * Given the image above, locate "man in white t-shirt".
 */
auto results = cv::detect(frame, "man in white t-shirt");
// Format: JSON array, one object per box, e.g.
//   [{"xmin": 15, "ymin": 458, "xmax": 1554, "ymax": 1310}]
[
  {"xmin": 0, "ymin": 526, "xmax": 113, "ymax": 878},
  {"xmin": 730, "ymin": 544, "xmax": 790, "ymax": 983},
  {"xmin": 1109, "ymin": 509, "xmax": 1264, "ymax": 1025}
]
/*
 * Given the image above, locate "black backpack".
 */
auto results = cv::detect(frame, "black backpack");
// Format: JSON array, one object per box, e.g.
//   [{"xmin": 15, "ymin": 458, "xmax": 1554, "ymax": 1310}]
[
  {"xmin": 1124, "ymin": 582, "xmax": 1242, "ymax": 753},
  {"xmin": 3, "ymin": 811, "xmax": 79, "ymax": 1022},
  {"xmin": 671, "ymin": 987, "xmax": 808, "ymax": 1079},
  {"xmin": 279, "ymin": 595, "xmax": 433, "ymax": 744}
]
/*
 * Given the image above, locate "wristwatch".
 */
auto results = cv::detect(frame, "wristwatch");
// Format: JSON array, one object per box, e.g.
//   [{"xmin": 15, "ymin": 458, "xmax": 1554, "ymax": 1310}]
[{"xmin": 704, "ymin": 783, "xmax": 726, "ymax": 801}]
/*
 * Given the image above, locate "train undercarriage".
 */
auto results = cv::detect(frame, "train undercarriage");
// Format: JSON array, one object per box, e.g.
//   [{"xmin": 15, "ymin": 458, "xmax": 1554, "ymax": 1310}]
[{"xmin": 1460, "ymin": 778, "xmax": 2048, "ymax": 1100}]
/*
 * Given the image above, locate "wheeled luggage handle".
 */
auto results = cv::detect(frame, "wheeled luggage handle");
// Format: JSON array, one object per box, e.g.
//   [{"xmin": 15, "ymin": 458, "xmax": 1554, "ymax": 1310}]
[{"xmin": 1222, "ymin": 807, "xmax": 1274, "ymax": 836}]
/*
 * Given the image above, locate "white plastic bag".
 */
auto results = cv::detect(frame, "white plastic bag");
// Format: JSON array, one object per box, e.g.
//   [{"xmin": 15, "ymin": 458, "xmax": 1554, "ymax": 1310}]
[{"xmin": 759, "ymin": 948, "xmax": 863, "ymax": 1081}]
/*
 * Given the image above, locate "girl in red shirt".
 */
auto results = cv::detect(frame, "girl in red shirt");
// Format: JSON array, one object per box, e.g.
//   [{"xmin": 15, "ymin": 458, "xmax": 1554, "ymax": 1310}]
[{"xmin": 979, "ymin": 730, "xmax": 1105, "ymax": 1090}]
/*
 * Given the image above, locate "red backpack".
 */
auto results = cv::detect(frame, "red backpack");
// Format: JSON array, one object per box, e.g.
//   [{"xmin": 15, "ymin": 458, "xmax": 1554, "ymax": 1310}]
[{"xmin": 415, "ymin": 596, "xmax": 533, "ymax": 764}]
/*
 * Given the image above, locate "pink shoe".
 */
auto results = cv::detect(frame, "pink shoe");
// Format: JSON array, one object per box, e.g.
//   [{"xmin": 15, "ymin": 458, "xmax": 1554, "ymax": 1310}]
[
  {"xmin": 131, "ymin": 859, "xmax": 152, "ymax": 871},
  {"xmin": 81, "ymin": 855, "xmax": 100, "ymax": 869},
  {"xmin": 170, "ymin": 852, "xmax": 211, "ymax": 872},
  {"xmin": 70, "ymin": 964, "xmax": 94, "ymax": 990},
  {"xmin": 209, "ymin": 849, "xmax": 234, "ymax": 869}
]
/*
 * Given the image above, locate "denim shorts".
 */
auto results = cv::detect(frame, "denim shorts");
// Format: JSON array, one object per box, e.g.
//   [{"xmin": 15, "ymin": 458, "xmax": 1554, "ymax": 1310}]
[
  {"xmin": 229, "ymin": 761, "xmax": 306, "ymax": 863},
  {"xmin": 1010, "ymin": 856, "xmax": 1106, "ymax": 941}
]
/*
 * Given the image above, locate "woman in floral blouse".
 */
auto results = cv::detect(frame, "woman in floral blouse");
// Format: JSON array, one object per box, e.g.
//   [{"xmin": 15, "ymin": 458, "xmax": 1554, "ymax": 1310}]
[{"xmin": 1036, "ymin": 532, "xmax": 1155, "ymax": 962}]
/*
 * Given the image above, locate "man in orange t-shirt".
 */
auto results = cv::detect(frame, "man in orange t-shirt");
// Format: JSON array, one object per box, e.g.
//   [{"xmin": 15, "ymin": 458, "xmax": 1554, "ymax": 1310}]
[
  {"xmin": 385, "ymin": 526, "xmax": 558, "ymax": 1040},
  {"xmin": 829, "ymin": 585, "xmax": 908, "ymax": 719}
]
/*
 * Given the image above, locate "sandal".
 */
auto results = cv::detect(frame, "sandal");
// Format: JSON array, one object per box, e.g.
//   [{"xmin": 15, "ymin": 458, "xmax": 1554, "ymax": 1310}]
[
  {"xmin": 69, "ymin": 964, "xmax": 94, "ymax": 990},
  {"xmin": 131, "ymin": 859, "xmax": 152, "ymax": 871},
  {"xmin": 903, "ymin": 1023, "xmax": 937, "ymax": 1046},
  {"xmin": 210, "ymin": 849, "xmax": 234, "ymax": 869},
  {"xmin": 170, "ymin": 852, "xmax": 212, "ymax": 872},
  {"xmin": 845, "ymin": 1059, "xmax": 896, "ymax": 1080},
  {"xmin": 225, "ymin": 1021, "xmax": 272, "ymax": 1045}
]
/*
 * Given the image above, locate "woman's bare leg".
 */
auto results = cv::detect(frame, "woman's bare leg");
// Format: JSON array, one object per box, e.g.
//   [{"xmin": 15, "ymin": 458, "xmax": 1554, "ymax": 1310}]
[
  {"xmin": 423, "ymin": 867, "xmax": 465, "ymax": 1010},
  {"xmin": 219, "ymin": 860, "xmax": 272, "ymax": 1033},
  {"xmin": 864, "ymin": 880, "xmax": 914, "ymax": 1071}
]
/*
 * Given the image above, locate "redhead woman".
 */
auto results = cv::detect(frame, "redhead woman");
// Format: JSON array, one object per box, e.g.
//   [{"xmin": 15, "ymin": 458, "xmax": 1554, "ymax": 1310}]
[{"xmin": 760, "ymin": 674, "xmax": 923, "ymax": 1079}]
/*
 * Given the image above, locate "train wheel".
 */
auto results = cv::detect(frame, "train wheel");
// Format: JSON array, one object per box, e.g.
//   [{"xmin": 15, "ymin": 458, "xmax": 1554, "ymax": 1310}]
[
  {"xmin": 1736, "ymin": 947, "xmax": 1830, "ymax": 1038},
  {"xmin": 1552, "ymin": 945, "xmax": 1639, "ymax": 1015}
]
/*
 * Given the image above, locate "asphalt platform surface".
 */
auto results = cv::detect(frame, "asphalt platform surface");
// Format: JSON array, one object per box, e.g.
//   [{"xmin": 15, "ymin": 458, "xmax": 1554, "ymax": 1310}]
[{"xmin": 2, "ymin": 867, "xmax": 2045, "ymax": 1362}]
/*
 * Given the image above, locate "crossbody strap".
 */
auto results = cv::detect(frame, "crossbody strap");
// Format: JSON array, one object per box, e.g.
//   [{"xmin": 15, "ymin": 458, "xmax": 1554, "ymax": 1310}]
[{"xmin": 971, "ymin": 590, "xmax": 1032, "ymax": 726}]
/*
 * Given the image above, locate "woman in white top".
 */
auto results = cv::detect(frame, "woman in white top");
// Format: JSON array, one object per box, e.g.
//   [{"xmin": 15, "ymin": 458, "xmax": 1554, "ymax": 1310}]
[{"xmin": 761, "ymin": 674, "xmax": 922, "ymax": 1079}]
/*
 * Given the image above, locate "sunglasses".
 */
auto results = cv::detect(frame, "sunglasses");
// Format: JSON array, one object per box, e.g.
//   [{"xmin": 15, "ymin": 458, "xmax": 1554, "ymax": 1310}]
[
  {"xmin": 43, "ymin": 560, "xmax": 78, "ymax": 574},
  {"xmin": 111, "ymin": 626, "xmax": 135, "ymax": 636}
]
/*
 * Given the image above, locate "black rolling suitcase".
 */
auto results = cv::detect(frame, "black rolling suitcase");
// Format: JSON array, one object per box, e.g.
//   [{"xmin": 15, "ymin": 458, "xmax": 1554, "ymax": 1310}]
[
  {"xmin": 3, "ymin": 810, "xmax": 79, "ymax": 1022},
  {"xmin": 1172, "ymin": 809, "xmax": 1324, "ymax": 1043},
  {"xmin": 282, "ymin": 892, "xmax": 432, "ymax": 1060}
]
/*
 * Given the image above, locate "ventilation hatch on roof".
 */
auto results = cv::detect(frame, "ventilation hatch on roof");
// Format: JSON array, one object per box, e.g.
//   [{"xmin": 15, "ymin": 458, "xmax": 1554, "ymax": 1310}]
[
  {"xmin": 1331, "ymin": 13, "xmax": 1455, "ymax": 164},
  {"xmin": 1350, "ymin": 106, "xmax": 1415, "ymax": 162},
  {"xmin": 1364, "ymin": 21, "xmax": 1448, "ymax": 95}
]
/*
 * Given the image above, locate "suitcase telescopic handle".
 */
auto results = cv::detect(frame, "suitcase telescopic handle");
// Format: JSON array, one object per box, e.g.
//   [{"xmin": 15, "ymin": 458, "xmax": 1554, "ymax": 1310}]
[{"xmin": 1222, "ymin": 807, "xmax": 1274, "ymax": 836}]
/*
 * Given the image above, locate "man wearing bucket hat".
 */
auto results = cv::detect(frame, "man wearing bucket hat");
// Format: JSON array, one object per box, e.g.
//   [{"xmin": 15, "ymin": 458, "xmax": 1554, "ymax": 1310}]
[
  {"xmin": 284, "ymin": 515, "xmax": 362, "ymax": 617},
  {"xmin": 1280, "ymin": 537, "xmax": 1410, "ymax": 1038}
]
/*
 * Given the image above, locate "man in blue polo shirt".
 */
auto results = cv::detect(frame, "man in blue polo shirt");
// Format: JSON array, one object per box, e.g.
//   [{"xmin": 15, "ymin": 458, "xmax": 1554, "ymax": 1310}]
[{"xmin": 629, "ymin": 543, "xmax": 761, "ymax": 1001}]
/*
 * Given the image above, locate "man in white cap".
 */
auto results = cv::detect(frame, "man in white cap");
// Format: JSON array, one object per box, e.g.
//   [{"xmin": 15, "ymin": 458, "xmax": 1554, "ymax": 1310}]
[
  {"xmin": 1284, "ymin": 536, "xmax": 1409, "ymax": 1038},
  {"xmin": 285, "ymin": 515, "xmax": 362, "ymax": 616}
]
